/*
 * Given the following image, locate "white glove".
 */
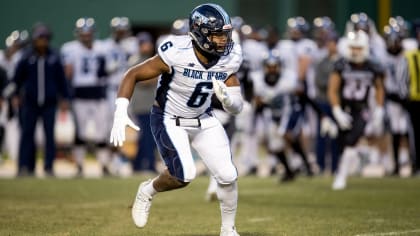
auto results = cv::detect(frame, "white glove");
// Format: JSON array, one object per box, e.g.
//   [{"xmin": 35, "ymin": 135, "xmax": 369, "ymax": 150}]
[
  {"xmin": 110, "ymin": 98, "xmax": 140, "ymax": 147},
  {"xmin": 320, "ymin": 116, "xmax": 338, "ymax": 138},
  {"xmin": 371, "ymin": 106, "xmax": 384, "ymax": 134},
  {"xmin": 212, "ymin": 78, "xmax": 232, "ymax": 106},
  {"xmin": 332, "ymin": 106, "xmax": 352, "ymax": 130}
]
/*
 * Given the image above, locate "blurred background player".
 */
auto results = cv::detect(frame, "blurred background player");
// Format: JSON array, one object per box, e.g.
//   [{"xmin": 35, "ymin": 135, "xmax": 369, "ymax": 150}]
[
  {"xmin": 329, "ymin": 30, "xmax": 385, "ymax": 190},
  {"xmin": 313, "ymin": 18, "xmax": 340, "ymax": 175},
  {"xmin": 253, "ymin": 50, "xmax": 298, "ymax": 181},
  {"xmin": 0, "ymin": 30, "xmax": 29, "ymax": 164},
  {"xmin": 280, "ymin": 16, "xmax": 316, "ymax": 176},
  {"xmin": 237, "ymin": 24, "xmax": 269, "ymax": 176},
  {"xmin": 382, "ymin": 23, "xmax": 411, "ymax": 176},
  {"xmin": 101, "ymin": 16, "xmax": 133, "ymax": 176},
  {"xmin": 12, "ymin": 23, "xmax": 70, "ymax": 176},
  {"xmin": 61, "ymin": 17, "xmax": 111, "ymax": 177}
]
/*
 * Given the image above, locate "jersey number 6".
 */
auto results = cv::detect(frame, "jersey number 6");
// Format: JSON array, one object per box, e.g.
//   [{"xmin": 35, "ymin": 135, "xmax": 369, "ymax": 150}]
[{"xmin": 187, "ymin": 82, "xmax": 213, "ymax": 108}]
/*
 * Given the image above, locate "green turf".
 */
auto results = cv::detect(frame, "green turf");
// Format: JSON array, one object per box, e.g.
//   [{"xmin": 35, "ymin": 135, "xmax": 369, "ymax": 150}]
[{"xmin": 1, "ymin": 176, "xmax": 420, "ymax": 236}]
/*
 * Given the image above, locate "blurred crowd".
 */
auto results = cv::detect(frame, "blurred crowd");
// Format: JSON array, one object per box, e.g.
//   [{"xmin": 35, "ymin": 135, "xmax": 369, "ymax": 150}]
[{"xmin": 1, "ymin": 12, "xmax": 420, "ymax": 181}]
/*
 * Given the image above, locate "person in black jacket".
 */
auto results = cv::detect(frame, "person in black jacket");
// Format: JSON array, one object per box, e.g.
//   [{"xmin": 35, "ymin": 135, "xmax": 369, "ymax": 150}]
[{"xmin": 13, "ymin": 23, "xmax": 70, "ymax": 177}]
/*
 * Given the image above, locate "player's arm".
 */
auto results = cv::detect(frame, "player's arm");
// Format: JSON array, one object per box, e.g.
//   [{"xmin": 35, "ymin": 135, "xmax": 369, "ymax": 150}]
[
  {"xmin": 117, "ymin": 54, "xmax": 170, "ymax": 99},
  {"xmin": 110, "ymin": 54, "xmax": 169, "ymax": 147},
  {"xmin": 374, "ymin": 75, "xmax": 385, "ymax": 107},
  {"xmin": 327, "ymin": 71, "xmax": 341, "ymax": 107},
  {"xmin": 212, "ymin": 73, "xmax": 244, "ymax": 115},
  {"xmin": 328, "ymin": 71, "xmax": 352, "ymax": 130}
]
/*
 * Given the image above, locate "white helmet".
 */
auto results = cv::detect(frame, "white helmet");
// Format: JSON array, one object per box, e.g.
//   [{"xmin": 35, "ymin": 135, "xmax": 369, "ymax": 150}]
[{"xmin": 345, "ymin": 30, "xmax": 369, "ymax": 63}]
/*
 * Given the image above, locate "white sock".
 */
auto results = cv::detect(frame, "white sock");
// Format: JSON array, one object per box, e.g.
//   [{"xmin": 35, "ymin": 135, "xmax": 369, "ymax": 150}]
[
  {"xmin": 399, "ymin": 148, "xmax": 409, "ymax": 165},
  {"xmin": 217, "ymin": 182, "xmax": 238, "ymax": 229},
  {"xmin": 207, "ymin": 176, "xmax": 218, "ymax": 194},
  {"xmin": 73, "ymin": 146, "xmax": 86, "ymax": 167},
  {"xmin": 96, "ymin": 148, "xmax": 111, "ymax": 167},
  {"xmin": 142, "ymin": 178, "xmax": 158, "ymax": 197},
  {"xmin": 336, "ymin": 148, "xmax": 357, "ymax": 180}
]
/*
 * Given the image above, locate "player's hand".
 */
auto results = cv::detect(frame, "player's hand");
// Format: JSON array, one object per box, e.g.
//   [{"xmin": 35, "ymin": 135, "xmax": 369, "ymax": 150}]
[
  {"xmin": 332, "ymin": 106, "xmax": 352, "ymax": 130},
  {"xmin": 371, "ymin": 106, "xmax": 384, "ymax": 134},
  {"xmin": 212, "ymin": 78, "xmax": 233, "ymax": 106},
  {"xmin": 320, "ymin": 116, "xmax": 338, "ymax": 138},
  {"xmin": 110, "ymin": 98, "xmax": 140, "ymax": 147}
]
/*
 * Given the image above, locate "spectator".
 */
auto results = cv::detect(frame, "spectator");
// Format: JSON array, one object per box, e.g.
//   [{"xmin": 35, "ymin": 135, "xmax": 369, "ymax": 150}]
[{"xmin": 13, "ymin": 23, "xmax": 70, "ymax": 177}]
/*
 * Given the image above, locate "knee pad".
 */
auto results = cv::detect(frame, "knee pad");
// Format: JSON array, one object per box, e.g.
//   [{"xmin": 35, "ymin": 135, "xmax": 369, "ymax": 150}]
[{"xmin": 215, "ymin": 167, "xmax": 238, "ymax": 185}]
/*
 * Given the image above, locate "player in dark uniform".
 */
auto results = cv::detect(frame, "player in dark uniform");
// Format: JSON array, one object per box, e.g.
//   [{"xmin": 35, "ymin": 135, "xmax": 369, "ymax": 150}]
[{"xmin": 329, "ymin": 30, "xmax": 385, "ymax": 190}]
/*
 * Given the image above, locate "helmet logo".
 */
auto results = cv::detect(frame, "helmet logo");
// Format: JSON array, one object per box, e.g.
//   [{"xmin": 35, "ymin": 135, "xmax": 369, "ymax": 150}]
[
  {"xmin": 223, "ymin": 24, "xmax": 232, "ymax": 30},
  {"xmin": 191, "ymin": 11, "xmax": 209, "ymax": 25}
]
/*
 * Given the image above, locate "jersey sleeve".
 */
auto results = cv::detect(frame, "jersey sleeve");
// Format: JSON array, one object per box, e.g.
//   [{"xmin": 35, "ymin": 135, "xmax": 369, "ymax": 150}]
[
  {"xmin": 370, "ymin": 60, "xmax": 385, "ymax": 78},
  {"xmin": 224, "ymin": 43, "xmax": 243, "ymax": 80},
  {"xmin": 157, "ymin": 35, "xmax": 178, "ymax": 69},
  {"xmin": 333, "ymin": 58, "xmax": 346, "ymax": 73}
]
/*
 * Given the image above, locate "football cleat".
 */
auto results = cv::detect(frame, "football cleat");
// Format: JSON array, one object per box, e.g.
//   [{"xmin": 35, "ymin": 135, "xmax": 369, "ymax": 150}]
[
  {"xmin": 132, "ymin": 179, "xmax": 153, "ymax": 228},
  {"xmin": 220, "ymin": 226, "xmax": 240, "ymax": 236},
  {"xmin": 332, "ymin": 176, "xmax": 347, "ymax": 190}
]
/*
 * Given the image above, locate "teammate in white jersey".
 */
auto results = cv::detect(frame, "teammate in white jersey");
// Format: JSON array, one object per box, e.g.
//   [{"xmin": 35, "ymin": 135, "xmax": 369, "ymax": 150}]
[
  {"xmin": 110, "ymin": 4, "xmax": 243, "ymax": 236},
  {"xmin": 61, "ymin": 17, "xmax": 111, "ymax": 176},
  {"xmin": 382, "ymin": 24, "xmax": 410, "ymax": 175}
]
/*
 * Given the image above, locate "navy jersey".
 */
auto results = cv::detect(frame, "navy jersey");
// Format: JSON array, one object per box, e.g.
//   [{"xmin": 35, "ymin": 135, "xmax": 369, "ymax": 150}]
[{"xmin": 334, "ymin": 58, "xmax": 384, "ymax": 109}]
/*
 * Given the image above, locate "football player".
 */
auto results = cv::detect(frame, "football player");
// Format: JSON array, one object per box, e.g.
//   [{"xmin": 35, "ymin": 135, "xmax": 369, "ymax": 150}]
[
  {"xmin": 109, "ymin": 4, "xmax": 243, "ymax": 236},
  {"xmin": 329, "ymin": 30, "xmax": 385, "ymax": 190},
  {"xmin": 100, "ymin": 17, "xmax": 133, "ymax": 175},
  {"xmin": 61, "ymin": 17, "xmax": 111, "ymax": 176},
  {"xmin": 382, "ymin": 24, "xmax": 410, "ymax": 176},
  {"xmin": 252, "ymin": 51, "xmax": 298, "ymax": 181}
]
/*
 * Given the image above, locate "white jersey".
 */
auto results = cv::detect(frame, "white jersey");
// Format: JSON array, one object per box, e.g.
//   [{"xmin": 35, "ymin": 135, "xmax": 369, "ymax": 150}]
[
  {"xmin": 99, "ymin": 38, "xmax": 130, "ymax": 86},
  {"xmin": 241, "ymin": 38, "xmax": 268, "ymax": 72},
  {"xmin": 61, "ymin": 40, "xmax": 105, "ymax": 88},
  {"xmin": 156, "ymin": 35, "xmax": 242, "ymax": 118},
  {"xmin": 383, "ymin": 52, "xmax": 409, "ymax": 98},
  {"xmin": 294, "ymin": 38, "xmax": 318, "ymax": 98},
  {"xmin": 0, "ymin": 49, "xmax": 23, "ymax": 80}
]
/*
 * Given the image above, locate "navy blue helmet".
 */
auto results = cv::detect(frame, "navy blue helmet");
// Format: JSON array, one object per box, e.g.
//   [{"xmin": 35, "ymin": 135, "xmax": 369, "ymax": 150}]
[
  {"xmin": 189, "ymin": 3, "xmax": 234, "ymax": 56},
  {"xmin": 287, "ymin": 16, "xmax": 310, "ymax": 41}
]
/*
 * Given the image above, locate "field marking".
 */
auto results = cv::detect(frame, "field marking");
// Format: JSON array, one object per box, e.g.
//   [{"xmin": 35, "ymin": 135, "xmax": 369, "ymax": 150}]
[
  {"xmin": 248, "ymin": 217, "xmax": 273, "ymax": 223},
  {"xmin": 355, "ymin": 229, "xmax": 420, "ymax": 236}
]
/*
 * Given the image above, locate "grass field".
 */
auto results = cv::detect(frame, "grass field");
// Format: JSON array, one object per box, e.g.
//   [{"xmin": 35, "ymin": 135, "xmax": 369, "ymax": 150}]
[{"xmin": 1, "ymin": 176, "xmax": 420, "ymax": 236}]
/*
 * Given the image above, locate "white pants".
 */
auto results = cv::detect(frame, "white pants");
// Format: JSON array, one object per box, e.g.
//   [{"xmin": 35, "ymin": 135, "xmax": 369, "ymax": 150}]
[{"xmin": 150, "ymin": 106, "xmax": 237, "ymax": 184}]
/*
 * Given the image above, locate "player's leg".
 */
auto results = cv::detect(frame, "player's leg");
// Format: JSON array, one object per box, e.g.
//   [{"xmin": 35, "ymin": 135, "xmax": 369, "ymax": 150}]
[
  {"xmin": 93, "ymin": 100, "xmax": 112, "ymax": 175},
  {"xmin": 72, "ymin": 100, "xmax": 88, "ymax": 176},
  {"xmin": 332, "ymin": 111, "xmax": 366, "ymax": 190},
  {"xmin": 41, "ymin": 105, "xmax": 56, "ymax": 176},
  {"xmin": 191, "ymin": 116, "xmax": 239, "ymax": 234},
  {"xmin": 131, "ymin": 106, "xmax": 196, "ymax": 228},
  {"xmin": 17, "ymin": 105, "xmax": 38, "ymax": 176}
]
